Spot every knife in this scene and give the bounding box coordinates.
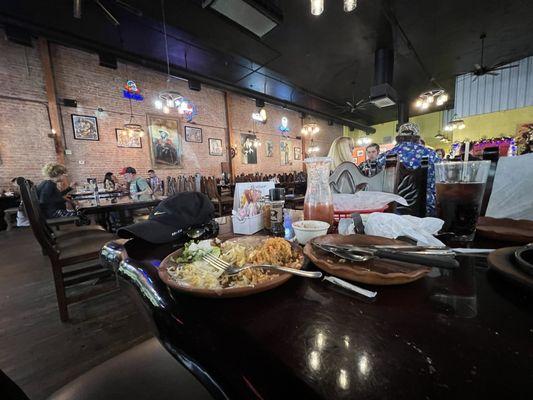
[314,243,460,269]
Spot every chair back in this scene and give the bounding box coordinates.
[329,156,397,194]
[16,178,58,256]
[393,157,429,217]
[480,146,500,216]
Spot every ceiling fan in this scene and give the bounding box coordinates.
[336,82,370,114]
[459,33,518,81]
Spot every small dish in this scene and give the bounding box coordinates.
[292,220,330,245]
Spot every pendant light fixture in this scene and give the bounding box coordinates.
[310,0,324,16]
[343,0,357,12]
[311,0,359,15]
[154,0,196,120]
[444,114,466,131]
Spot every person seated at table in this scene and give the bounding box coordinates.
[103,172,118,190]
[521,140,533,155]
[120,166,152,198]
[452,143,481,161]
[376,122,439,216]
[358,143,382,177]
[327,136,355,170]
[37,163,89,223]
[147,169,163,194]
[435,148,446,159]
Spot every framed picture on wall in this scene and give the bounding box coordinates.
[209,138,223,156]
[184,125,203,143]
[241,133,258,164]
[115,128,142,148]
[147,115,182,167]
[265,140,274,157]
[71,114,99,141]
[294,147,302,160]
[280,140,291,165]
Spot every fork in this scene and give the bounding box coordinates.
[202,253,323,278]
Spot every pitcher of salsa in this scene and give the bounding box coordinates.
[303,157,334,225]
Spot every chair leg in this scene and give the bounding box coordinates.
[50,260,69,322]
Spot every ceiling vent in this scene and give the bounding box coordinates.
[202,0,282,37]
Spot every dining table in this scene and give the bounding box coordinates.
[100,220,533,400]
[77,194,164,231]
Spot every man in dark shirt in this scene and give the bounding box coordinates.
[358,143,382,177]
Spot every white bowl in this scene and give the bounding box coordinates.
[292,220,330,245]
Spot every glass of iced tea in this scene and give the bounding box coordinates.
[435,160,491,241]
[303,157,334,226]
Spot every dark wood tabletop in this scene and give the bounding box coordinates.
[101,222,533,400]
[77,195,164,214]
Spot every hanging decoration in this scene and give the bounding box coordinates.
[415,89,448,110]
[154,0,197,122]
[444,114,466,131]
[123,80,143,101]
[301,122,320,136]
[278,116,290,134]
[450,136,516,158]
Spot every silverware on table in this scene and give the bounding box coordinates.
[313,243,460,270]
[323,275,377,298]
[202,253,323,278]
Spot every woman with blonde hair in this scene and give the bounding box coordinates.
[37,163,83,220]
[327,136,355,170]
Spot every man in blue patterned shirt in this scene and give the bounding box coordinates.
[377,122,439,216]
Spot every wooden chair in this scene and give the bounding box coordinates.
[329,155,429,217]
[205,177,233,217]
[18,178,116,322]
[3,207,18,231]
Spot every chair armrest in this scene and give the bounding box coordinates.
[46,216,80,226]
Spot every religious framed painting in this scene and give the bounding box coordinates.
[147,115,182,167]
[209,138,223,156]
[115,128,142,148]
[265,140,274,157]
[241,133,258,164]
[280,140,291,165]
[294,147,302,160]
[184,125,203,143]
[71,114,99,141]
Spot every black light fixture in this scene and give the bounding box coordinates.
[255,99,265,108]
[99,53,117,69]
[188,79,202,91]
[63,99,78,108]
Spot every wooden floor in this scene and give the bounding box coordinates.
[0,228,152,399]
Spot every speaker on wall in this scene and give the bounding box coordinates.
[188,79,202,91]
[98,53,117,69]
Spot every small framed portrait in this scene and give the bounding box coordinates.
[265,140,274,157]
[184,125,203,143]
[294,147,302,160]
[209,138,223,156]
[72,114,99,141]
[116,128,142,148]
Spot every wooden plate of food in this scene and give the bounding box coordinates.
[304,234,431,285]
[159,236,304,298]
[476,216,533,244]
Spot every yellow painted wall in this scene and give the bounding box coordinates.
[344,104,533,151]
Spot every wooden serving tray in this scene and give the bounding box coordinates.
[304,234,431,285]
[477,216,533,244]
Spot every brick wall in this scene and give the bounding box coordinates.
[0,32,342,189]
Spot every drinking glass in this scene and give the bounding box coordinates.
[434,160,491,241]
[304,157,334,225]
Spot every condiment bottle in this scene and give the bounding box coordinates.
[269,188,285,237]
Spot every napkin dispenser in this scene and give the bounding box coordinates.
[231,181,275,235]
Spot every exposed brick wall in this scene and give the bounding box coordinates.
[0,32,342,189]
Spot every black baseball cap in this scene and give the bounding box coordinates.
[117,192,215,244]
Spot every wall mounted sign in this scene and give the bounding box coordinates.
[278,116,290,133]
[123,80,144,101]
